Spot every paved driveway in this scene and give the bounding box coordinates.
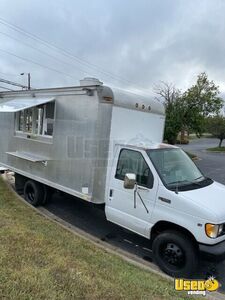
[180,138,225,184]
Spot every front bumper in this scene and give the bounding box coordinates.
[199,239,225,261]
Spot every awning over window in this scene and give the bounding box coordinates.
[0,97,55,112]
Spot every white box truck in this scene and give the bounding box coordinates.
[0,77,225,277]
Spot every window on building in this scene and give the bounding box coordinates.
[15,101,55,137]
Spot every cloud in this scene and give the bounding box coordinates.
[0,0,224,96]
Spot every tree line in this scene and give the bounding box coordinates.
[154,72,225,147]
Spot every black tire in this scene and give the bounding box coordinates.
[152,230,198,278]
[42,185,54,205]
[24,180,45,207]
[15,173,27,195]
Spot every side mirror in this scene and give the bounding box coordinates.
[124,173,136,189]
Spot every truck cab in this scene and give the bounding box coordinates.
[106,141,225,277]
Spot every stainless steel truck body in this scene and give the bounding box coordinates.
[0,78,164,203]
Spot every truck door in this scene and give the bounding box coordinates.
[105,147,158,238]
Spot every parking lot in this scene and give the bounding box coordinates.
[181,138,225,184]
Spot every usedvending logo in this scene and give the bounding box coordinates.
[175,277,220,296]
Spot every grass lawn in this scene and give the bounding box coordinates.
[207,146,225,152]
[0,178,196,300]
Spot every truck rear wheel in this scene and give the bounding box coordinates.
[152,230,198,278]
[15,173,26,195]
[24,180,45,207]
[42,185,54,205]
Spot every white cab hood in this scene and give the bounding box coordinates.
[182,181,225,223]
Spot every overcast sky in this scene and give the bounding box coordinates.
[0,0,225,96]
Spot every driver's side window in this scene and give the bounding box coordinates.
[115,149,154,188]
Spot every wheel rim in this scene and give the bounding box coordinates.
[160,242,185,271]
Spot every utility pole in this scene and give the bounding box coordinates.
[20,73,31,90]
[28,73,31,90]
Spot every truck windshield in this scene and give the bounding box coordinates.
[147,148,213,191]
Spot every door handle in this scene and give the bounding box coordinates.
[109,189,113,201]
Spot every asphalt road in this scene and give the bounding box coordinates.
[43,138,225,294]
[181,138,225,184]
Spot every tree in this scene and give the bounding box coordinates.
[154,73,224,144]
[182,72,223,136]
[206,116,225,147]
[154,82,184,144]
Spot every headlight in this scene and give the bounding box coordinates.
[205,223,224,238]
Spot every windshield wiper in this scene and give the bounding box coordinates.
[168,179,202,187]
[194,176,213,185]
[194,175,205,181]
[168,179,202,194]
[168,179,191,185]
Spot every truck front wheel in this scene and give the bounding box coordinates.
[24,180,44,207]
[152,230,198,278]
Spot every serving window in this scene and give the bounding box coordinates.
[15,101,55,138]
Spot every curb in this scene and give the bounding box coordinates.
[205,151,225,154]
